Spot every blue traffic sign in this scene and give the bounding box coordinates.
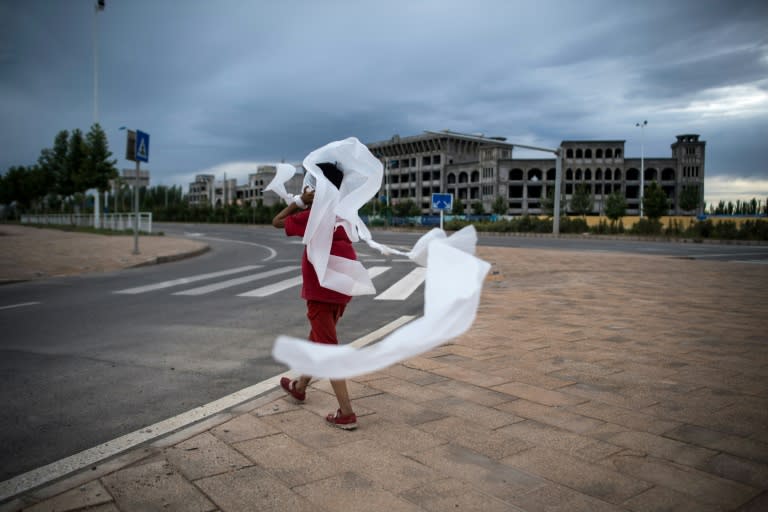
[431,193,453,210]
[135,130,150,163]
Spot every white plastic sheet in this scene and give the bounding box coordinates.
[272,231,490,379]
[265,138,491,378]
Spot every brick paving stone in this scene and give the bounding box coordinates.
[321,439,440,493]
[194,466,315,512]
[568,400,681,435]
[495,398,606,433]
[563,381,659,410]
[491,382,588,407]
[401,356,449,371]
[250,397,301,417]
[423,378,516,407]
[349,414,447,455]
[100,459,216,512]
[498,420,623,462]
[417,416,530,460]
[210,412,281,444]
[502,446,652,505]
[284,386,375,419]
[588,429,718,467]
[355,392,448,426]
[697,453,768,489]
[663,423,768,465]
[310,378,385,399]
[509,482,628,512]
[620,485,722,512]
[379,364,450,385]
[259,408,357,449]
[365,376,452,403]
[164,432,252,481]
[420,395,523,429]
[22,480,113,512]
[407,443,547,501]
[400,478,524,512]
[233,433,339,487]
[293,472,423,512]
[604,452,759,508]
[427,365,511,388]
[737,491,768,512]
[488,365,576,390]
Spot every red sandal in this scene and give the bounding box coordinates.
[326,409,357,430]
[280,377,306,402]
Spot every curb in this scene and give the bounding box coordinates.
[128,245,211,268]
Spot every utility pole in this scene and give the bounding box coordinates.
[636,120,647,218]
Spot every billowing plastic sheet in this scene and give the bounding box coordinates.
[265,137,490,378]
[273,235,490,379]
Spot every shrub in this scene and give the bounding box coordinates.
[631,218,663,235]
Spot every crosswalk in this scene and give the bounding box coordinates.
[114,263,424,301]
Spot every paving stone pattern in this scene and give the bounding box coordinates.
[8,243,768,511]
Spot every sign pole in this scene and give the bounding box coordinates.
[133,160,140,254]
[440,210,444,231]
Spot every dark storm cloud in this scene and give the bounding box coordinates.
[1,0,767,201]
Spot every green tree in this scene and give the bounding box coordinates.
[394,199,420,217]
[678,185,700,213]
[0,165,48,210]
[63,129,87,198]
[541,186,566,217]
[37,130,69,199]
[82,123,118,192]
[604,191,627,225]
[643,181,670,220]
[570,183,594,216]
[452,197,465,215]
[491,195,507,215]
[471,201,485,215]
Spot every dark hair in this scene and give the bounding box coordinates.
[316,162,343,190]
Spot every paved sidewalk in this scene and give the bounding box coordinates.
[1,226,767,511]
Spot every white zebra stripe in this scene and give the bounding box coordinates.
[114,265,261,294]
[375,267,426,301]
[173,266,299,296]
[237,276,303,297]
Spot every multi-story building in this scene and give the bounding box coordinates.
[187,174,215,207]
[187,165,304,208]
[235,165,304,207]
[366,131,705,215]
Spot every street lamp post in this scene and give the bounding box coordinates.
[636,120,647,218]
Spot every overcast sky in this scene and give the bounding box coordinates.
[2,0,767,205]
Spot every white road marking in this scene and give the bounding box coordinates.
[173,266,300,296]
[0,302,41,311]
[375,267,426,301]
[197,236,278,261]
[0,315,416,502]
[366,266,391,279]
[238,276,303,297]
[114,266,261,294]
[734,259,768,265]
[238,266,392,298]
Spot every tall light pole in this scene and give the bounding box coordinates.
[93,0,105,124]
[636,120,647,218]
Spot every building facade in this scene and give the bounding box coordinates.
[366,131,705,215]
[187,165,303,208]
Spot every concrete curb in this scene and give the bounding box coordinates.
[127,245,211,268]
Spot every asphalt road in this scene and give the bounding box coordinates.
[0,224,421,482]
[0,223,766,482]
